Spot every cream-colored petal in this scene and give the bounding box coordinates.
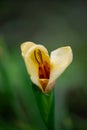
[20,41,35,57]
[21,43,50,91]
[46,46,73,91]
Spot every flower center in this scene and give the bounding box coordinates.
[34,49,50,91]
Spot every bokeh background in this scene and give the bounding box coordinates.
[0,0,87,129]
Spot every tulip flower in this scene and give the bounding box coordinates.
[20,41,73,93]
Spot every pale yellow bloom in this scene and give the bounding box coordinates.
[20,41,73,93]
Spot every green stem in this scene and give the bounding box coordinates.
[47,91,55,130]
[32,83,55,130]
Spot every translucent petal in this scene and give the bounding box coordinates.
[46,46,73,91]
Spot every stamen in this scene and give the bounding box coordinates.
[34,49,43,64]
[37,49,43,63]
[34,50,39,64]
[34,49,50,91]
[39,61,50,79]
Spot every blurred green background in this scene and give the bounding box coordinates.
[0,0,87,130]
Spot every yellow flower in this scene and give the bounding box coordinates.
[20,41,73,93]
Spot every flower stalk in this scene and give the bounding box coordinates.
[32,83,55,130]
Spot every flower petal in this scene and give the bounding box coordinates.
[20,41,35,57]
[21,42,50,91]
[47,46,73,90]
